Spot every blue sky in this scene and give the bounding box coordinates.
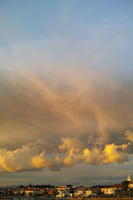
[0,0,133,43]
[0,0,133,186]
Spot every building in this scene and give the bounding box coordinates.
[101,183,122,195]
[24,188,34,196]
[74,186,86,197]
[85,188,92,196]
[101,187,116,195]
[127,174,132,182]
[126,175,133,188]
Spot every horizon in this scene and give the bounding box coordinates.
[0,174,131,188]
[0,0,133,186]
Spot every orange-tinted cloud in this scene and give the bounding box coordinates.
[0,38,133,172]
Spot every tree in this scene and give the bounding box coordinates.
[121,181,129,191]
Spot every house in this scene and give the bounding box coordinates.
[56,190,66,198]
[85,188,92,196]
[126,175,133,188]
[47,188,57,196]
[74,186,86,197]
[101,184,122,195]
[101,187,115,195]
[24,188,34,196]
[128,182,133,188]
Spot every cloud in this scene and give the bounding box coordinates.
[0,138,130,172]
[0,143,38,172]
[0,17,133,173]
[125,130,133,142]
[103,143,128,164]
[0,63,133,172]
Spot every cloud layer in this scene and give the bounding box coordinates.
[0,57,133,172]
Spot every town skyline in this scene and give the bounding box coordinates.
[0,174,133,198]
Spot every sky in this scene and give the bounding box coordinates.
[0,0,133,186]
